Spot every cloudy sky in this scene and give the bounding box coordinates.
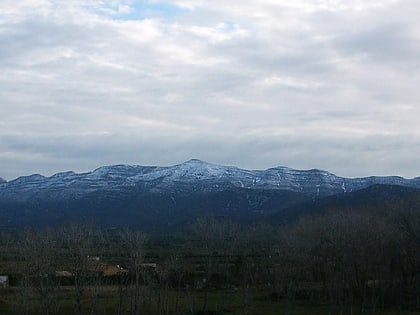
[1,0,420,180]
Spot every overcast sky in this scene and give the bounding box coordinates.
[1,0,420,180]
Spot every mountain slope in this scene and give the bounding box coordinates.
[267,184,420,225]
[1,160,419,229]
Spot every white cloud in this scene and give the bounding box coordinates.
[0,0,420,179]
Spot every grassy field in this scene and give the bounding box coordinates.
[1,286,420,315]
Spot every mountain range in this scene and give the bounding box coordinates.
[1,159,419,231]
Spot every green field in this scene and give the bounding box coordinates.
[1,285,419,315]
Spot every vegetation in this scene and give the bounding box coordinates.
[0,207,419,315]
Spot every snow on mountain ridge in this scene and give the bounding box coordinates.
[1,160,420,201]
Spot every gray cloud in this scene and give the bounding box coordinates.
[1,133,419,181]
[1,0,420,180]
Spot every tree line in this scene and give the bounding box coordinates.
[0,206,419,315]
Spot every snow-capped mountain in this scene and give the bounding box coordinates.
[0,159,419,229]
[1,159,419,199]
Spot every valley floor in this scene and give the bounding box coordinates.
[1,285,420,315]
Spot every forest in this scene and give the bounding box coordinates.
[0,207,419,315]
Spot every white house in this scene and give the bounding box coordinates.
[0,275,9,287]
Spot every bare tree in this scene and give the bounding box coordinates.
[58,223,96,315]
[18,228,59,315]
[119,227,147,315]
[191,216,242,313]
[397,208,420,310]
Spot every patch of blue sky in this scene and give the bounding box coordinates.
[104,1,188,20]
[138,2,186,18]
[218,21,237,31]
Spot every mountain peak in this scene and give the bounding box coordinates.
[174,159,226,170]
[179,159,210,166]
[11,174,46,183]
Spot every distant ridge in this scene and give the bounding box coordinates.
[1,159,419,230]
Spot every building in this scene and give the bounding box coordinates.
[0,275,9,287]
